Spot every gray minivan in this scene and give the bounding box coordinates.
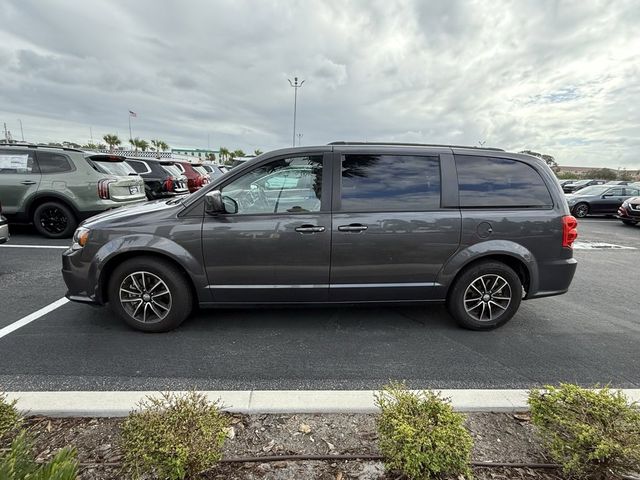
[62,143,578,332]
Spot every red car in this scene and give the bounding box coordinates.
[618,195,640,226]
[173,161,210,193]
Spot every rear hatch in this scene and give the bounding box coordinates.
[159,162,189,194]
[86,155,146,202]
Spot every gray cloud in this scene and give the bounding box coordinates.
[0,0,639,167]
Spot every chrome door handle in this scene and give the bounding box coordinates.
[295,224,325,233]
[338,223,368,232]
[20,180,37,185]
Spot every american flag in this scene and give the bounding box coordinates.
[129,110,137,117]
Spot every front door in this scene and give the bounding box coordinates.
[592,187,624,213]
[329,152,461,302]
[202,153,331,303]
[0,149,40,216]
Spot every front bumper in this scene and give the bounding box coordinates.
[618,206,640,221]
[0,217,9,244]
[62,247,101,305]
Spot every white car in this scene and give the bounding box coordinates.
[0,203,9,244]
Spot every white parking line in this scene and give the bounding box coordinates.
[0,244,68,249]
[0,297,69,339]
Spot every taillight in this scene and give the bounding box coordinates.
[163,177,174,192]
[562,215,578,248]
[97,179,114,199]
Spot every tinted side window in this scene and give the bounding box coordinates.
[36,152,72,174]
[456,155,553,208]
[624,188,639,196]
[127,160,148,174]
[0,150,37,174]
[606,187,624,196]
[340,155,440,212]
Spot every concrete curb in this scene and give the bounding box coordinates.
[7,389,640,417]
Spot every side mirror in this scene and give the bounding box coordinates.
[204,190,238,215]
[204,190,225,214]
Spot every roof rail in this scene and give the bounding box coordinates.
[0,142,85,152]
[328,141,504,151]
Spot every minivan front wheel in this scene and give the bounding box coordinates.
[108,257,193,332]
[447,261,522,330]
[33,201,77,238]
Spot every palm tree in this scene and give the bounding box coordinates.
[150,139,162,152]
[138,139,149,152]
[254,149,263,156]
[233,149,245,158]
[159,141,170,152]
[219,147,229,162]
[129,137,137,151]
[103,134,121,151]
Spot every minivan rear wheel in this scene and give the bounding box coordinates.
[33,201,77,238]
[447,261,522,330]
[108,257,193,332]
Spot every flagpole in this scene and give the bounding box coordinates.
[128,114,133,141]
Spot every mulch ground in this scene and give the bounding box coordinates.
[5,412,572,479]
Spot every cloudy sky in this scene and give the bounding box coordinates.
[0,0,639,167]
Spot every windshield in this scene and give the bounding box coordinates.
[160,163,182,177]
[575,185,608,196]
[92,160,136,176]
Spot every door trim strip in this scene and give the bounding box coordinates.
[206,282,440,289]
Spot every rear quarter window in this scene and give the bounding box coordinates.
[36,152,73,173]
[455,155,553,208]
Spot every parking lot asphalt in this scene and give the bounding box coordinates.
[1,218,639,392]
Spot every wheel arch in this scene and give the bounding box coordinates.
[26,193,80,222]
[438,241,538,298]
[97,250,199,307]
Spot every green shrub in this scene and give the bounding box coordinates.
[0,392,23,441]
[0,431,78,480]
[529,384,640,479]
[375,383,473,479]
[121,391,229,479]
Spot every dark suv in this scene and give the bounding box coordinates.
[62,143,578,332]
[125,158,189,199]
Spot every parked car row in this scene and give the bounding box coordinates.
[0,144,223,238]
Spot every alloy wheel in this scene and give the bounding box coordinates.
[574,204,589,218]
[463,274,512,322]
[119,271,172,324]
[39,207,68,234]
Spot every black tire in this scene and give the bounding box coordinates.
[573,202,589,218]
[621,219,637,226]
[107,256,193,332]
[33,201,77,238]
[447,261,522,331]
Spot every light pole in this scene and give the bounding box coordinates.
[297,132,303,146]
[18,119,24,141]
[288,76,305,147]
[478,140,486,148]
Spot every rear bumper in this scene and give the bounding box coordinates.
[527,256,577,299]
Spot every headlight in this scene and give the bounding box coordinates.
[567,197,577,206]
[621,200,629,208]
[71,227,90,250]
